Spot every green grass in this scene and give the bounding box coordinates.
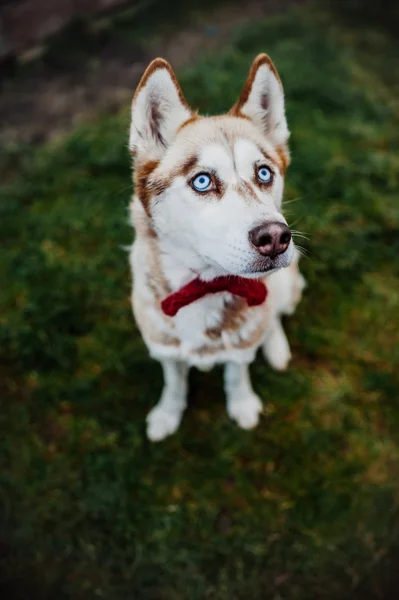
[1,6,399,599]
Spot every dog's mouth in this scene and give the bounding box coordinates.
[256,263,277,273]
[241,264,279,278]
[200,244,293,279]
[249,257,282,273]
[240,249,293,277]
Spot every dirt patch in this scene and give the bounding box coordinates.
[0,0,129,56]
[0,0,299,145]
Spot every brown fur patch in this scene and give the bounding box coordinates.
[145,272,170,305]
[230,53,282,118]
[260,92,270,112]
[197,322,264,356]
[256,145,277,166]
[205,297,248,340]
[131,199,172,303]
[150,178,168,197]
[177,113,200,132]
[149,100,166,148]
[233,181,259,203]
[275,145,290,174]
[160,334,180,347]
[211,174,225,199]
[256,145,288,176]
[176,154,198,178]
[135,159,160,216]
[146,238,172,300]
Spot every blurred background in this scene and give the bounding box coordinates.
[1,1,399,599]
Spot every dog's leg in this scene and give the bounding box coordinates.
[224,362,263,430]
[146,359,189,442]
[262,318,292,371]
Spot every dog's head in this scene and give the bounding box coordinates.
[130,55,294,278]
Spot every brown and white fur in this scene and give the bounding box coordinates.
[128,55,305,441]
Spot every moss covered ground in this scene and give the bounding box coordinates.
[1,5,399,599]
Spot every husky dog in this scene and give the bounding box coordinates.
[128,54,305,441]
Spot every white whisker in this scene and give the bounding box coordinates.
[292,231,310,241]
[283,196,304,205]
[294,244,310,258]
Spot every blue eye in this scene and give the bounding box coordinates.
[257,166,272,183]
[192,173,212,192]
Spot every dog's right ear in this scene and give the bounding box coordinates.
[230,54,289,148]
[129,58,193,160]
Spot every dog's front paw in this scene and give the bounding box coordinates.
[227,394,263,430]
[146,405,183,442]
[264,344,292,371]
[263,329,292,372]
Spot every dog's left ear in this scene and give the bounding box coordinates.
[129,58,193,160]
[231,54,289,147]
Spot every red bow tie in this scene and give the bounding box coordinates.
[161,275,267,317]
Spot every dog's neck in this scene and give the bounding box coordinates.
[157,235,223,290]
[134,199,226,289]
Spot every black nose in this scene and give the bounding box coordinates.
[249,222,291,258]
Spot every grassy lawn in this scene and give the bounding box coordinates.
[1,5,399,599]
